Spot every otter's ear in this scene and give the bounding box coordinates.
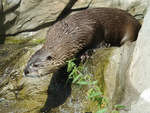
[46,56,52,60]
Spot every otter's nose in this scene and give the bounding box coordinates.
[24,68,29,75]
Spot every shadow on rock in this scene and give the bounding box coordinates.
[40,66,72,113]
[0,0,21,44]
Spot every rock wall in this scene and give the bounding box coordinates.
[128,2,150,113]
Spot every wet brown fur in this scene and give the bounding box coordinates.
[24,8,141,77]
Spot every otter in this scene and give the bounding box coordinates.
[24,7,141,77]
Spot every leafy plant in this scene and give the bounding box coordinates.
[111,104,126,113]
[87,87,103,105]
[114,104,126,110]
[66,58,125,113]
[96,108,108,113]
[67,58,97,85]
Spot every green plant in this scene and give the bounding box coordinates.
[87,86,103,106]
[114,104,126,110]
[67,58,97,85]
[111,104,126,113]
[66,58,125,113]
[96,108,107,113]
[87,86,109,113]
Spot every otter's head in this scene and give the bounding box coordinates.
[24,49,62,77]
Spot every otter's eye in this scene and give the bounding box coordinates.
[46,56,52,60]
[32,63,39,67]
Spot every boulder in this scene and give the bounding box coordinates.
[127,2,150,113]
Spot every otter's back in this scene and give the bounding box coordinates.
[44,8,140,59]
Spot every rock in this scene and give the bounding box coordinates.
[127,2,150,113]
[5,0,69,35]
[3,0,21,12]
[0,43,51,113]
[5,27,47,45]
[0,0,2,11]
[84,43,137,112]
[0,32,48,112]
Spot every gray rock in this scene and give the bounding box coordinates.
[127,2,150,113]
[0,0,2,11]
[3,0,21,12]
[5,0,69,35]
